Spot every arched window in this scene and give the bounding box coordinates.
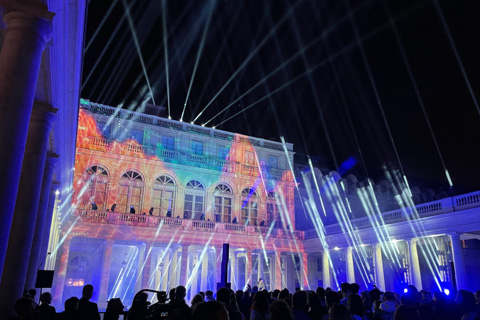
[266,191,283,228]
[152,175,176,216]
[118,170,144,213]
[214,184,233,223]
[241,187,258,226]
[81,165,109,210]
[184,180,205,220]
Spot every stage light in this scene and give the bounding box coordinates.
[168,116,171,120]
[212,126,216,129]
[444,288,450,296]
[404,288,408,293]
[55,190,60,195]
[334,247,340,251]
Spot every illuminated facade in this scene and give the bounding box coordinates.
[50,99,305,309]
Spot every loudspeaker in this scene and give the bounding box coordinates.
[216,243,230,289]
[35,270,54,288]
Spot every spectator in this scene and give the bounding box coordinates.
[307,291,325,319]
[192,301,229,320]
[104,298,124,320]
[292,290,310,320]
[128,292,150,320]
[329,303,352,320]
[36,292,56,320]
[348,294,366,320]
[169,286,191,320]
[394,305,419,320]
[456,290,479,320]
[268,300,293,320]
[250,291,269,320]
[57,297,79,320]
[78,284,100,320]
[191,294,204,311]
[8,297,35,320]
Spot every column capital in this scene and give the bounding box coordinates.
[1,1,55,20]
[31,101,57,126]
[448,232,462,240]
[2,9,53,45]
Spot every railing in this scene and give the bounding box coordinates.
[72,209,305,239]
[80,100,294,151]
[320,194,478,237]
[187,154,208,165]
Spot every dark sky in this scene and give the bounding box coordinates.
[81,0,480,193]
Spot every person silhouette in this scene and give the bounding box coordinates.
[166,209,172,217]
[149,207,154,215]
[259,220,265,227]
[78,284,100,320]
[111,203,116,212]
[130,206,136,214]
[91,202,98,210]
[232,217,238,224]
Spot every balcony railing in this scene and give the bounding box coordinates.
[80,136,292,180]
[72,209,304,240]
[321,192,480,236]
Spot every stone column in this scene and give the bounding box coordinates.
[0,101,57,315]
[215,247,222,288]
[135,244,147,293]
[25,153,59,289]
[449,233,466,291]
[274,251,282,290]
[346,247,355,284]
[0,5,53,281]
[42,182,60,270]
[141,244,153,290]
[246,249,253,287]
[179,245,189,286]
[98,239,114,309]
[51,235,73,305]
[408,239,422,290]
[374,244,385,291]
[200,252,209,292]
[322,250,331,289]
[302,253,309,290]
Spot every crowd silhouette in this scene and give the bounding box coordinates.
[8,282,480,320]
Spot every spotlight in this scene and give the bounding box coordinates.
[212,126,216,129]
[180,119,183,122]
[403,288,408,293]
[201,124,205,127]
[360,244,367,247]
[393,239,400,243]
[334,247,340,251]
[168,116,171,120]
[191,122,194,125]
[55,190,60,195]
[444,288,450,296]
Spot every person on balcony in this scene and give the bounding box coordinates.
[259,220,265,227]
[166,209,172,217]
[91,202,98,210]
[149,207,154,215]
[200,213,205,221]
[232,217,238,224]
[111,203,116,212]
[130,206,136,214]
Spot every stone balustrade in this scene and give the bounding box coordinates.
[315,191,480,237]
[72,209,303,240]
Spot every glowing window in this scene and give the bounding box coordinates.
[118,171,144,213]
[152,175,176,216]
[80,165,109,210]
[191,140,203,155]
[184,180,205,219]
[214,184,233,223]
[267,191,283,228]
[161,135,175,150]
[241,187,258,226]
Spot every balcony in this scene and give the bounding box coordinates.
[318,190,480,236]
[72,209,304,240]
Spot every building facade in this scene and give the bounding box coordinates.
[50,100,306,309]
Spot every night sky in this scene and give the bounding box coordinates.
[81,0,480,193]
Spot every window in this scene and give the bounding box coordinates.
[218,145,230,159]
[161,135,175,150]
[118,171,144,213]
[267,191,283,228]
[214,184,233,223]
[152,175,176,216]
[184,180,205,219]
[129,129,144,144]
[97,122,110,139]
[80,165,109,210]
[244,151,254,164]
[241,187,258,226]
[191,140,204,155]
[268,155,278,168]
